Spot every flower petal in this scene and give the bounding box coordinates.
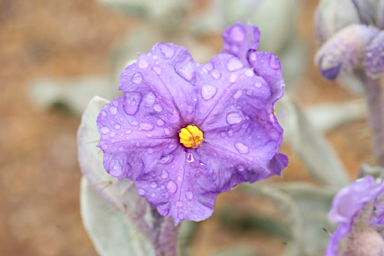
[119,42,199,126]
[222,22,260,67]
[97,96,179,180]
[196,53,273,132]
[247,50,285,105]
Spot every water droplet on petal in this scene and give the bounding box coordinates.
[230,74,238,83]
[101,144,108,150]
[109,106,117,114]
[138,189,146,195]
[138,59,148,68]
[226,112,242,124]
[164,128,170,135]
[186,106,193,114]
[186,191,193,200]
[125,129,132,134]
[154,104,163,112]
[161,170,169,178]
[227,57,243,72]
[245,69,254,77]
[177,61,195,81]
[201,85,217,100]
[234,142,249,154]
[111,163,123,176]
[231,25,245,41]
[101,127,110,134]
[167,180,177,193]
[204,62,213,71]
[187,153,194,162]
[233,90,242,99]
[147,148,154,153]
[211,69,221,79]
[160,155,174,165]
[101,111,107,117]
[231,45,239,53]
[269,54,281,70]
[114,124,121,130]
[177,176,182,182]
[237,165,245,172]
[110,132,115,137]
[255,82,262,88]
[131,73,142,83]
[150,182,157,188]
[160,44,175,59]
[176,202,182,207]
[140,122,154,131]
[123,92,142,115]
[153,67,161,75]
[145,92,156,107]
[156,119,164,126]
[228,130,233,137]
[249,51,257,61]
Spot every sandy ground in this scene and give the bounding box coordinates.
[0,0,372,255]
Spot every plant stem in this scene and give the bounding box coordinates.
[362,75,384,167]
[158,217,180,256]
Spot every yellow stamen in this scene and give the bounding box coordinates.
[179,125,204,148]
[273,106,277,116]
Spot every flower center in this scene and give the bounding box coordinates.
[179,125,204,148]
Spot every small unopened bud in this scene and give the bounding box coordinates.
[315,25,379,80]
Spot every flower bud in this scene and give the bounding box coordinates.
[315,25,379,80]
[315,0,377,45]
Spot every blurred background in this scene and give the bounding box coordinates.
[0,0,371,255]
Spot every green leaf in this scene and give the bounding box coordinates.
[81,177,155,256]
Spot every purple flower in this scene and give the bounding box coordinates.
[96,24,287,224]
[326,176,384,256]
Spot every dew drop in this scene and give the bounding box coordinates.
[226,112,242,124]
[269,54,281,70]
[220,131,226,137]
[231,45,239,53]
[237,165,245,172]
[234,142,249,154]
[140,122,154,131]
[249,51,257,62]
[114,124,121,130]
[167,180,177,193]
[138,189,146,196]
[111,163,123,176]
[156,119,164,126]
[177,176,182,182]
[160,44,175,59]
[146,134,153,138]
[153,67,161,75]
[164,128,170,135]
[187,153,194,163]
[109,106,117,114]
[138,59,148,68]
[145,92,156,107]
[123,92,142,115]
[255,82,262,88]
[131,72,142,83]
[228,130,233,137]
[227,57,243,72]
[150,181,157,188]
[101,144,108,150]
[101,126,110,134]
[245,69,254,77]
[110,132,115,137]
[211,69,221,79]
[160,155,174,165]
[230,74,238,83]
[161,170,169,178]
[201,85,217,100]
[176,202,182,207]
[147,148,154,153]
[154,104,163,112]
[204,62,213,71]
[186,191,193,200]
[233,90,242,99]
[186,106,193,114]
[231,25,245,41]
[177,61,195,81]
[101,111,107,117]
[125,129,132,134]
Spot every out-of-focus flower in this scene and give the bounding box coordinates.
[314,0,384,82]
[326,175,384,256]
[96,24,287,224]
